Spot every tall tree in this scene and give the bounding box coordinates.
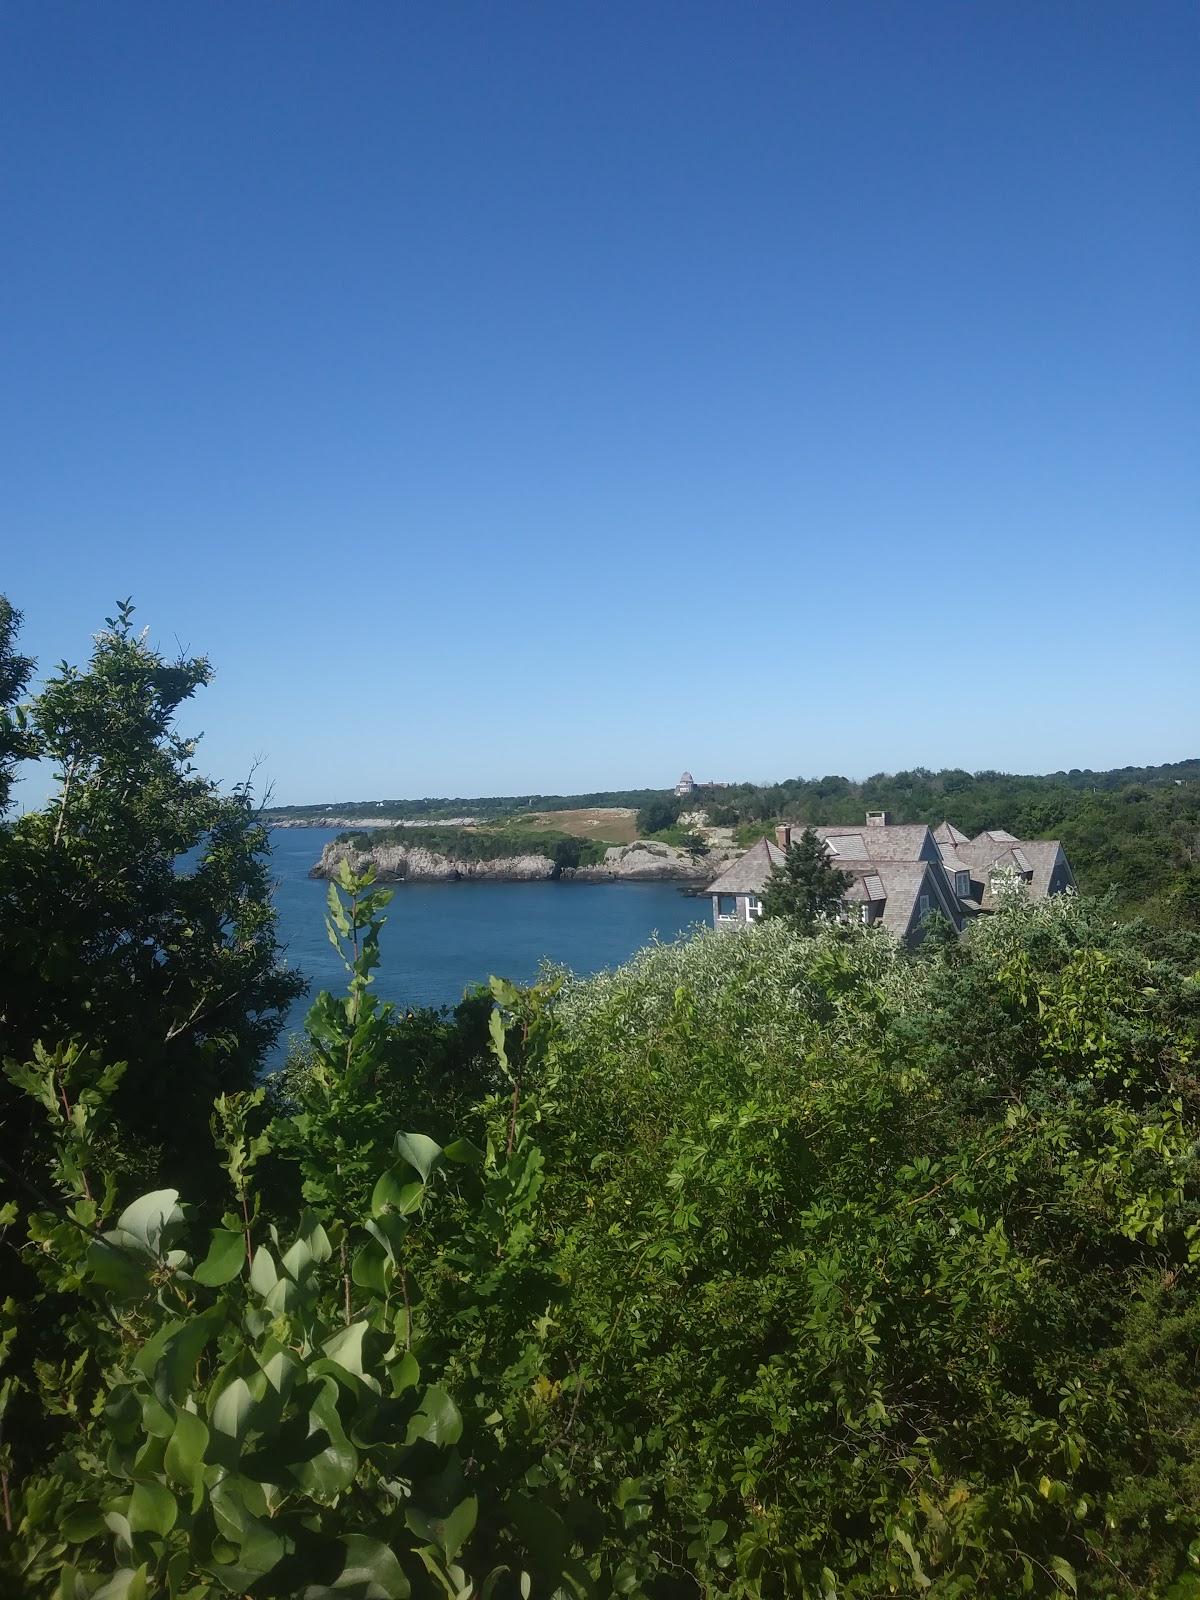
[0,599,304,1192]
[0,595,35,811]
[760,825,852,932]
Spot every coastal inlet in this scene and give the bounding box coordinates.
[267,828,715,1059]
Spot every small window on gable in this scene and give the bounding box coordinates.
[918,894,931,918]
[717,894,737,918]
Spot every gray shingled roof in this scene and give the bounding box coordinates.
[703,836,785,896]
[814,823,936,863]
[872,861,937,938]
[1011,839,1071,898]
[936,846,972,876]
[933,820,970,846]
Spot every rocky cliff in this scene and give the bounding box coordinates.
[309,837,736,885]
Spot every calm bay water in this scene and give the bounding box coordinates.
[269,828,708,1056]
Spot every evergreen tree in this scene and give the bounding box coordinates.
[760,825,852,932]
[0,599,304,1193]
[0,595,35,811]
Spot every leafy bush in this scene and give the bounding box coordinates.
[634,797,683,836]
[0,866,591,1597]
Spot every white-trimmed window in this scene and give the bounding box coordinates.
[717,894,738,918]
[746,895,763,920]
[955,871,969,897]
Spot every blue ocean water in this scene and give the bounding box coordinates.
[269,828,708,1055]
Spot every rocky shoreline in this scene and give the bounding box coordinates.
[309,837,735,886]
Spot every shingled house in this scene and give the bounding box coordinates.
[933,821,1076,910]
[706,811,1075,947]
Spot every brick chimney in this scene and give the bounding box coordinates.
[866,810,890,827]
[775,824,792,849]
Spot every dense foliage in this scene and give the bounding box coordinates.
[761,826,853,931]
[3,599,1200,1597]
[635,798,684,837]
[0,600,303,1196]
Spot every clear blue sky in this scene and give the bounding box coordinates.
[3,2,1196,804]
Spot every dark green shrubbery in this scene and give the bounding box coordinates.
[3,599,1199,1597]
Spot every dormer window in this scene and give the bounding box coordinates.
[955,871,969,897]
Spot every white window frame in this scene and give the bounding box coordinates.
[746,894,763,921]
[716,893,738,919]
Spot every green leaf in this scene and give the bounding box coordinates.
[211,1376,254,1446]
[157,1309,224,1403]
[443,1137,485,1168]
[92,1570,149,1600]
[86,1237,149,1297]
[388,1350,420,1396]
[298,1210,333,1264]
[193,1229,246,1286]
[406,1494,477,1562]
[114,1189,183,1256]
[302,1534,411,1598]
[352,1241,388,1293]
[249,1244,279,1297]
[1049,1556,1078,1595]
[393,1131,441,1183]
[294,1379,358,1498]
[365,1212,409,1262]
[129,1479,177,1537]
[371,1166,424,1219]
[405,1383,461,1447]
[60,1505,106,1542]
[164,1408,209,1486]
[322,1321,369,1381]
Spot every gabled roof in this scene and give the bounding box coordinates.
[933,820,970,846]
[937,847,972,876]
[817,857,890,903]
[704,836,784,896]
[1008,838,1070,898]
[866,861,950,939]
[815,823,937,863]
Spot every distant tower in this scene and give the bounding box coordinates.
[674,770,695,797]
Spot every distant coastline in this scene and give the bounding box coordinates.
[308,834,730,887]
[266,815,479,830]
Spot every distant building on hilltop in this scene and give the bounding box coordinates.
[674,771,695,797]
[704,811,1076,948]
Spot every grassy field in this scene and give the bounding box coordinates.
[519,807,639,844]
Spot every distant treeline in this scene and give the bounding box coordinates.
[266,788,665,823]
